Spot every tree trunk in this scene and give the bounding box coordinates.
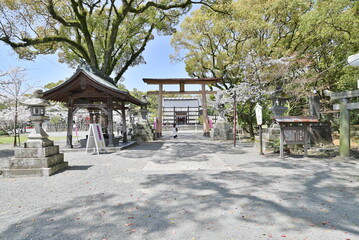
[13,101,18,147]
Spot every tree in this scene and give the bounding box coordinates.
[172,0,359,127]
[0,0,222,84]
[0,67,32,146]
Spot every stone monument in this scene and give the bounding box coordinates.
[307,94,333,146]
[3,90,68,177]
[210,103,233,140]
[133,96,154,142]
[261,87,289,152]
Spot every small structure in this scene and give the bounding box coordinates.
[163,98,201,125]
[262,88,290,152]
[43,64,143,148]
[275,116,319,158]
[3,90,68,177]
[325,89,359,158]
[143,78,221,137]
[133,96,155,142]
[210,103,233,140]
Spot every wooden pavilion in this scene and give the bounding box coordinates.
[143,78,221,137]
[43,64,143,148]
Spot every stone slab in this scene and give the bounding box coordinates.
[2,161,68,177]
[9,153,64,169]
[15,145,59,158]
[25,139,54,148]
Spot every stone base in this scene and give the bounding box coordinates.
[133,122,154,142]
[3,138,68,178]
[210,121,233,140]
[260,126,281,152]
[3,161,68,177]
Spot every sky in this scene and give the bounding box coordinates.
[0,33,199,93]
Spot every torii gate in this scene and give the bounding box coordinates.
[325,89,359,158]
[143,78,221,137]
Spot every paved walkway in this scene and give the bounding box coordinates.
[0,131,358,240]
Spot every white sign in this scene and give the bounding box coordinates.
[255,104,263,126]
[348,53,359,67]
[86,124,106,154]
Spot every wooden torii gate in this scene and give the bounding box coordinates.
[143,78,221,137]
[325,89,359,158]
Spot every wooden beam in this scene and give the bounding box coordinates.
[325,89,359,100]
[333,102,359,110]
[143,78,221,85]
[73,104,107,108]
[71,91,109,99]
[147,90,217,95]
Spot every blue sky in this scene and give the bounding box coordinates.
[0,34,197,93]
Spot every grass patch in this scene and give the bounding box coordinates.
[0,135,67,145]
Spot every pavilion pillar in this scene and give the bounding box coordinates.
[202,84,210,137]
[66,99,74,148]
[108,98,114,147]
[158,84,163,137]
[89,111,94,124]
[121,104,128,143]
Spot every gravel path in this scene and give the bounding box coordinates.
[0,131,358,240]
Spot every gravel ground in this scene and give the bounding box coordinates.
[0,131,358,240]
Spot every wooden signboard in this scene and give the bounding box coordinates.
[282,127,307,144]
[86,124,106,154]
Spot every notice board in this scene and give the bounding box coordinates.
[86,124,106,154]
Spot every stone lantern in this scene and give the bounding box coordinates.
[22,89,52,146]
[139,95,149,122]
[3,89,68,177]
[132,95,154,142]
[217,103,226,122]
[211,103,233,141]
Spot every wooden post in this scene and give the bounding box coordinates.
[259,125,263,155]
[89,111,94,124]
[107,98,114,147]
[158,84,163,137]
[304,126,308,157]
[339,98,350,157]
[121,105,127,143]
[202,84,210,137]
[234,92,237,147]
[66,99,74,148]
[280,126,284,158]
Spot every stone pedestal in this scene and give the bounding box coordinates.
[133,106,154,142]
[3,139,68,178]
[133,122,154,142]
[210,120,233,140]
[261,124,281,152]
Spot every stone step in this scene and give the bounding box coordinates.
[3,161,68,177]
[9,153,64,169]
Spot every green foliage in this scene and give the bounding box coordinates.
[0,103,6,110]
[0,0,217,83]
[130,88,158,119]
[172,0,359,131]
[44,80,65,89]
[49,115,64,125]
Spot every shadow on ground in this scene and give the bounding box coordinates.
[1,158,358,239]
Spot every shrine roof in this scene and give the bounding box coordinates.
[274,116,319,124]
[43,65,143,106]
[143,78,221,85]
